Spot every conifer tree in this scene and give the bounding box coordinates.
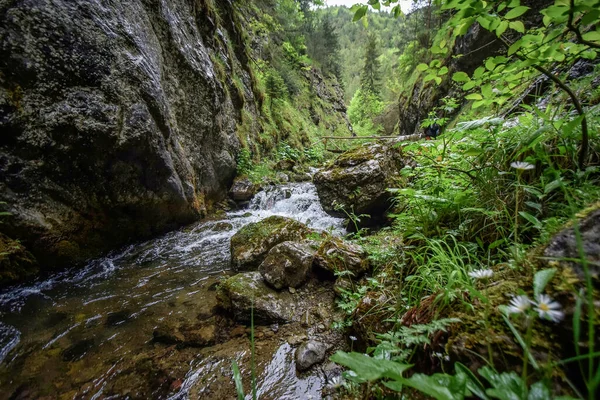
[360,33,381,97]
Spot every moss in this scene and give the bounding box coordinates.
[0,233,38,286]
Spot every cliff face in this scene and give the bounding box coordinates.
[0,0,258,271]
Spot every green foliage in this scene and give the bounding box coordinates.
[236,148,253,175]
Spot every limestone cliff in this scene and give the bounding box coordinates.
[0,0,348,280]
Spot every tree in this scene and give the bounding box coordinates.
[360,33,381,97]
[357,0,600,169]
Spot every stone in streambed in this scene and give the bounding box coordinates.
[259,241,316,289]
[230,216,312,271]
[218,272,296,324]
[229,177,258,202]
[295,340,328,371]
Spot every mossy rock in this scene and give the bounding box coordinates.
[230,216,312,270]
[314,236,369,277]
[0,233,39,287]
[544,205,600,288]
[313,143,410,223]
[218,271,296,324]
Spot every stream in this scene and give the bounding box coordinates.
[0,182,345,399]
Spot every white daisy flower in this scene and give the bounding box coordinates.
[349,336,357,341]
[468,269,494,279]
[507,295,532,314]
[534,294,564,322]
[510,161,535,171]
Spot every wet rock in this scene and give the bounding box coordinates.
[0,0,256,269]
[313,144,408,224]
[181,319,217,347]
[218,272,297,324]
[275,159,296,171]
[153,325,186,344]
[212,222,234,232]
[314,237,369,277]
[544,206,600,287]
[105,310,131,326]
[259,241,316,289]
[0,233,38,287]
[230,216,312,270]
[276,172,290,183]
[295,340,328,371]
[62,339,95,362]
[229,177,257,202]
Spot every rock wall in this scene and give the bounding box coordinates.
[0,0,259,269]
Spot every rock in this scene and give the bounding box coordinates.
[275,159,296,171]
[180,320,217,347]
[295,340,328,371]
[313,144,408,223]
[544,207,600,287]
[259,241,315,290]
[314,237,369,277]
[229,177,257,202]
[276,172,290,183]
[0,0,259,268]
[153,325,186,345]
[0,233,38,287]
[153,318,217,347]
[230,216,312,271]
[218,272,297,324]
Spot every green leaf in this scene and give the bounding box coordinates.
[505,6,529,19]
[463,81,477,90]
[417,63,429,72]
[527,381,551,400]
[424,74,437,82]
[401,373,466,400]
[509,20,525,33]
[353,5,368,21]
[466,93,483,100]
[533,268,556,298]
[485,58,496,71]
[438,66,449,76]
[472,100,486,108]
[473,66,486,79]
[525,201,542,212]
[434,76,443,85]
[544,179,562,194]
[496,20,509,36]
[440,39,447,49]
[456,362,489,400]
[581,9,600,26]
[330,351,412,381]
[508,39,523,55]
[479,366,525,400]
[392,5,403,18]
[519,211,542,229]
[232,360,245,400]
[452,71,470,82]
[582,31,600,42]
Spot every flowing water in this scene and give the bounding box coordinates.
[0,182,345,399]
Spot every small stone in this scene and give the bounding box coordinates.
[288,334,307,346]
[317,324,326,332]
[295,340,328,371]
[289,287,296,294]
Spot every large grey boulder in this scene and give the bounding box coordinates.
[259,241,316,289]
[230,216,312,271]
[229,177,257,202]
[0,0,258,268]
[313,144,408,223]
[544,207,600,287]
